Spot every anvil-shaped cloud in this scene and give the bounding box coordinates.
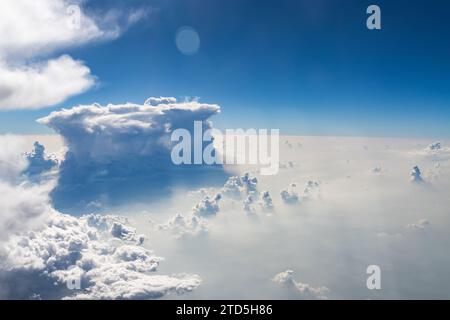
[37,97,228,211]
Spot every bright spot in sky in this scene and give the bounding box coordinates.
[175,26,201,55]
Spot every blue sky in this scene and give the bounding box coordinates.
[2,0,450,137]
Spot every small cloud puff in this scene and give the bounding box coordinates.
[410,166,423,182]
[24,141,58,179]
[272,270,329,300]
[222,173,258,199]
[280,183,299,204]
[260,191,274,211]
[158,213,208,239]
[406,219,430,231]
[193,194,222,217]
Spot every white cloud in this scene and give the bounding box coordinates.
[302,180,320,200]
[1,211,201,299]
[25,141,58,179]
[406,219,430,231]
[272,270,329,300]
[37,98,225,210]
[0,135,28,184]
[0,56,95,110]
[0,136,201,299]
[0,0,111,60]
[260,191,274,211]
[280,183,299,204]
[157,213,208,239]
[410,166,423,182]
[222,173,258,199]
[0,0,147,110]
[193,194,222,217]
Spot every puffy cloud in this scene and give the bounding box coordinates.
[222,173,258,200]
[428,142,442,151]
[272,270,329,300]
[410,166,423,182]
[413,142,450,161]
[37,98,227,211]
[371,166,383,175]
[280,183,299,204]
[157,213,208,239]
[24,141,58,179]
[0,210,201,299]
[302,180,320,200]
[0,182,53,242]
[260,191,274,211]
[193,194,222,217]
[243,195,256,215]
[86,214,145,244]
[144,97,178,106]
[0,0,112,60]
[406,219,430,231]
[0,56,95,110]
[0,0,147,110]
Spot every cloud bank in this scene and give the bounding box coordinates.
[0,135,201,300]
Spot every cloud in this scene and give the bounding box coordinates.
[37,98,227,211]
[302,180,321,200]
[222,173,258,199]
[157,213,208,239]
[410,166,423,182]
[193,194,222,217]
[260,191,274,211]
[0,135,201,299]
[24,141,58,179]
[280,183,299,204]
[0,135,29,184]
[272,270,329,300]
[0,0,147,110]
[0,182,53,242]
[1,211,201,299]
[0,56,95,110]
[406,219,430,231]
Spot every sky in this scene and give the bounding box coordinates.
[1,0,450,137]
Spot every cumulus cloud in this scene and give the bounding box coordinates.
[25,141,58,179]
[0,0,147,110]
[410,166,423,182]
[222,173,258,199]
[272,270,329,300]
[0,182,53,242]
[1,211,201,299]
[302,181,320,200]
[259,191,274,211]
[0,56,95,110]
[37,98,227,211]
[157,213,208,239]
[0,136,201,299]
[406,219,430,231]
[280,183,299,204]
[193,194,222,217]
[0,135,28,184]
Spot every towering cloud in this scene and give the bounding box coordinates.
[38,98,228,211]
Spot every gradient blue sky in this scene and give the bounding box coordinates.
[2,0,450,137]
